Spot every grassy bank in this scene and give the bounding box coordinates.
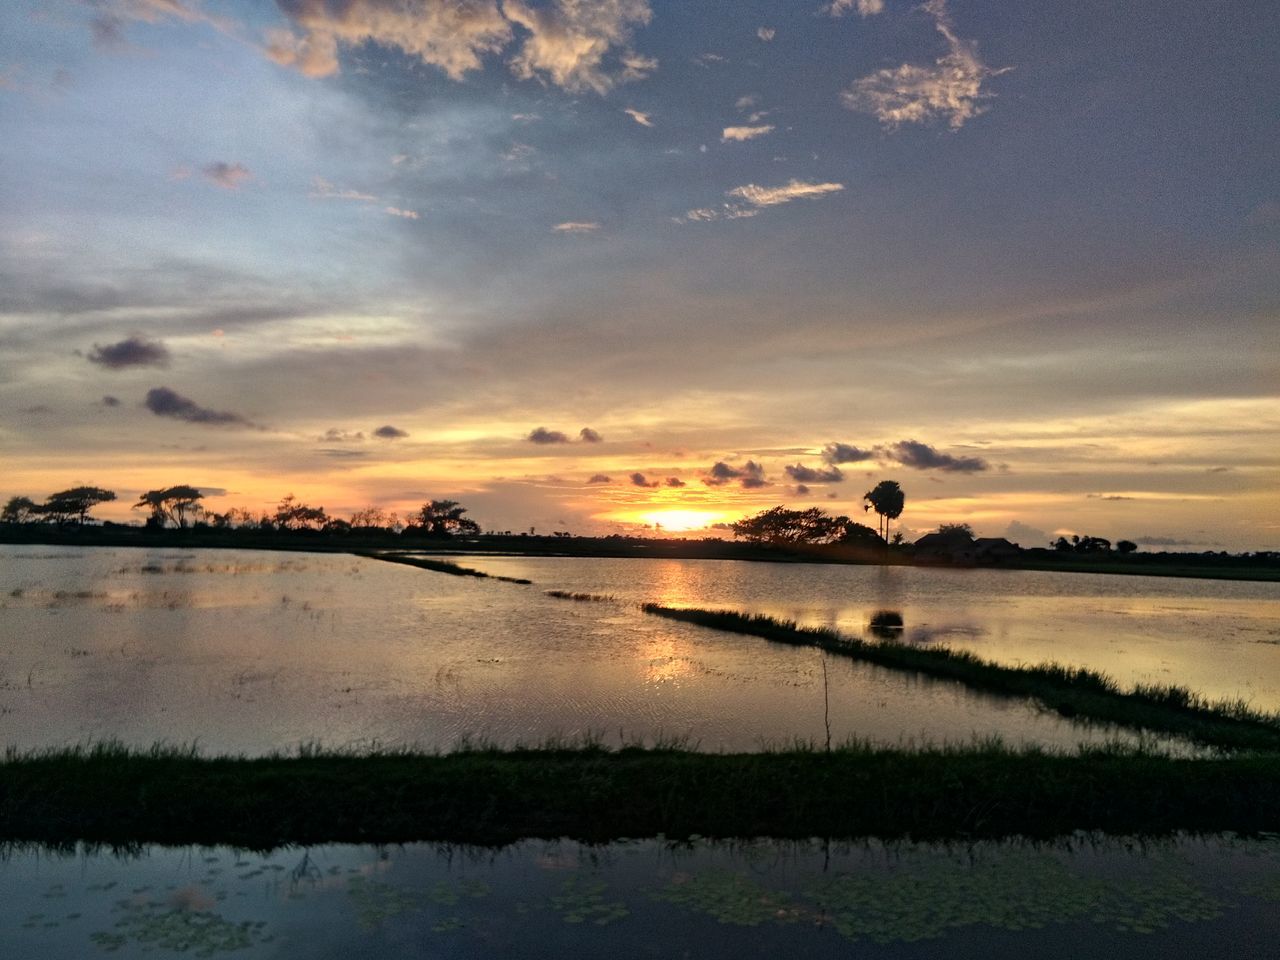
[642,605,1280,752]
[5,742,1280,849]
[355,551,532,584]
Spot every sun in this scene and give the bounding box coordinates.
[636,509,729,532]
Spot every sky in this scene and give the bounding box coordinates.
[1,0,1276,548]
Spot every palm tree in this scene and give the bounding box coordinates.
[863,480,905,543]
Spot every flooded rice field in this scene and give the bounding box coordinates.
[5,833,1280,958]
[0,545,1253,754]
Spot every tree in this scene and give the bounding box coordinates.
[1,496,38,524]
[408,500,480,538]
[732,506,849,545]
[1117,540,1138,554]
[863,480,905,542]
[937,522,973,537]
[274,494,329,531]
[41,486,116,525]
[134,485,205,528]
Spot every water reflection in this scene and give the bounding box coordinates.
[4,835,1280,957]
[867,610,904,640]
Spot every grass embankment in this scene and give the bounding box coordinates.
[355,551,532,584]
[6,742,1280,849]
[642,605,1280,752]
[545,590,617,602]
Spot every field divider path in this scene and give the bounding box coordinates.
[640,605,1280,753]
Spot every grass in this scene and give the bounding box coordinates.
[641,605,1280,752]
[355,551,533,584]
[6,740,1280,849]
[545,590,617,603]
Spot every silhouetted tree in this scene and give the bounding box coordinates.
[134,485,204,528]
[733,506,849,545]
[274,494,329,531]
[937,522,973,537]
[863,480,905,542]
[41,486,116,525]
[1,496,38,524]
[408,500,480,538]
[1117,540,1138,554]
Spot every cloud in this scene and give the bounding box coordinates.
[587,473,612,484]
[553,221,601,233]
[785,463,844,483]
[309,176,377,202]
[502,0,656,94]
[1135,536,1205,547]
[1005,520,1047,546]
[679,179,843,224]
[87,335,171,369]
[630,472,658,487]
[665,477,685,488]
[823,0,884,16]
[822,442,873,464]
[579,427,603,443]
[101,395,122,407]
[703,460,769,488]
[885,439,989,472]
[373,424,409,439]
[841,0,1007,130]
[794,483,811,496]
[624,107,653,127]
[320,428,365,442]
[527,426,570,444]
[756,26,775,41]
[201,161,252,190]
[384,206,420,219]
[721,125,775,142]
[1087,493,1134,501]
[144,386,251,426]
[267,0,512,80]
[735,94,759,111]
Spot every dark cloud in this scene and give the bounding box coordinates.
[785,463,843,483]
[527,426,570,444]
[1005,520,1047,546]
[90,15,126,50]
[579,427,603,443]
[373,425,409,439]
[665,477,686,488]
[202,162,252,190]
[1207,466,1232,473]
[587,474,612,484]
[703,460,769,488]
[1087,494,1133,501]
[144,387,251,426]
[318,448,370,459]
[823,442,872,465]
[630,472,658,488]
[320,428,365,442]
[87,335,171,369]
[101,395,121,407]
[885,439,988,473]
[794,483,811,496]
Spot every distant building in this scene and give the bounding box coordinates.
[973,537,1020,558]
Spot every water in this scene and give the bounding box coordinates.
[455,555,1280,708]
[0,545,1208,755]
[4,834,1280,958]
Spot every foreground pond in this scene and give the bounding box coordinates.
[0,547,1153,754]
[5,834,1280,958]
[456,555,1280,709]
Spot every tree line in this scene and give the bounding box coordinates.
[1,486,480,539]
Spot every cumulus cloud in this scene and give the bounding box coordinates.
[1005,520,1047,546]
[579,427,603,443]
[553,221,601,233]
[721,125,775,142]
[665,477,686,488]
[587,473,612,484]
[201,161,252,190]
[504,0,655,93]
[785,463,844,483]
[703,460,769,488]
[144,386,251,426]
[624,107,653,126]
[756,26,775,41]
[885,439,988,473]
[841,0,1007,130]
[528,426,570,444]
[320,428,365,442]
[823,0,884,16]
[630,472,658,487]
[87,335,170,369]
[822,442,873,465]
[101,395,122,407]
[384,206,420,219]
[373,424,408,439]
[794,483,811,496]
[267,0,511,80]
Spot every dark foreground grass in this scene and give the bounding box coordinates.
[545,590,617,603]
[642,605,1280,753]
[356,551,533,584]
[5,742,1280,849]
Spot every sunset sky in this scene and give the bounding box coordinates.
[1,0,1276,548]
